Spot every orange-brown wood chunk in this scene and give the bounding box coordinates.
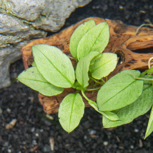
[21,17,153,114]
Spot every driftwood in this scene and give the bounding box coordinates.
[21,17,153,114]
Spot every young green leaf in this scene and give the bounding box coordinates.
[72,82,84,90]
[103,84,153,128]
[77,22,109,60]
[76,51,99,88]
[90,53,117,79]
[32,44,75,88]
[58,93,85,133]
[17,67,64,96]
[32,61,36,67]
[88,100,119,121]
[97,70,143,111]
[145,106,153,139]
[69,20,96,59]
[143,75,153,85]
[141,67,153,77]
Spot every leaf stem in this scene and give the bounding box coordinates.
[86,87,101,91]
[148,57,153,69]
[90,77,104,85]
[134,77,153,81]
[130,72,153,81]
[81,90,91,102]
[101,78,106,84]
[68,55,75,60]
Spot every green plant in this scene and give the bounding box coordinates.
[18,20,153,138]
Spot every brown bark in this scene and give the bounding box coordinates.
[21,17,153,114]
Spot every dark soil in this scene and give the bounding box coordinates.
[1,0,153,153]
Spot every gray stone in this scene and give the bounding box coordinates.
[0,0,91,89]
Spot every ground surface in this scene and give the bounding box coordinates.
[1,0,153,153]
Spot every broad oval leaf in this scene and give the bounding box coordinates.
[88,100,119,121]
[58,93,85,133]
[32,44,75,88]
[76,51,99,88]
[97,70,143,111]
[145,106,153,139]
[69,20,96,59]
[17,67,64,96]
[103,84,153,128]
[90,53,117,79]
[77,22,109,60]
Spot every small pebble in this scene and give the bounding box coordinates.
[35,133,39,137]
[89,129,96,135]
[46,114,54,120]
[139,139,143,148]
[103,141,108,146]
[92,5,100,9]
[32,140,37,145]
[119,5,124,9]
[44,120,52,126]
[140,10,146,13]
[28,96,34,102]
[43,145,51,152]
[9,94,14,98]
[3,142,9,147]
[6,119,17,129]
[84,135,87,140]
[7,149,12,153]
[31,127,35,132]
[6,108,11,113]
[40,129,44,132]
[134,128,139,133]
[49,137,54,151]
[130,145,134,149]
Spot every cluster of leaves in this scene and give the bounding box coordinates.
[18,20,153,138]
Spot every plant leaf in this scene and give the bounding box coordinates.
[17,67,64,96]
[103,84,153,128]
[58,93,85,133]
[76,51,99,88]
[90,53,117,79]
[32,44,75,88]
[77,22,109,60]
[141,67,153,76]
[88,100,119,121]
[69,20,96,59]
[145,106,153,139]
[141,75,153,85]
[97,70,143,111]
[32,61,36,67]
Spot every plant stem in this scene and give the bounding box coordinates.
[135,77,153,81]
[135,23,153,35]
[81,90,91,102]
[148,57,153,69]
[86,87,101,91]
[101,78,106,84]
[130,72,153,81]
[90,77,104,85]
[68,55,75,60]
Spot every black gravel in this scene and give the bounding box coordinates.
[1,0,153,153]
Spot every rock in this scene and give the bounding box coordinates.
[0,0,91,89]
[6,119,17,129]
